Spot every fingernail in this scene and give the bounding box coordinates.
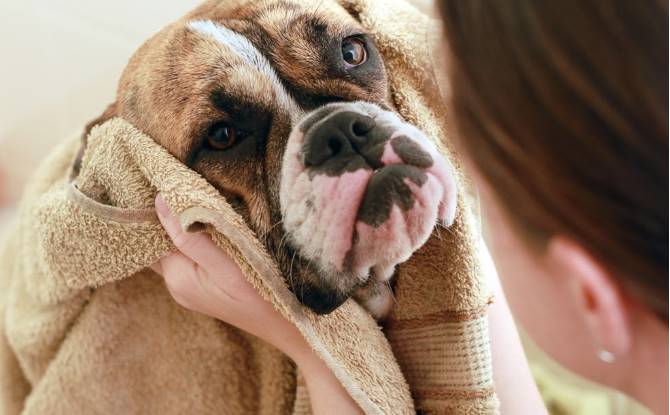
[155,194,170,218]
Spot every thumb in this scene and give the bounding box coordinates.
[155,194,237,273]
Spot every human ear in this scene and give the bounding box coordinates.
[546,236,633,361]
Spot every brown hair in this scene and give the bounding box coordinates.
[437,0,668,319]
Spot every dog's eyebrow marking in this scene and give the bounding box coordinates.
[187,19,301,121]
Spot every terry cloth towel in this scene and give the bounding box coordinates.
[0,0,498,414]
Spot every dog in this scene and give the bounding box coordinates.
[78,0,457,319]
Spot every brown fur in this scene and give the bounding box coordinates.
[78,0,390,311]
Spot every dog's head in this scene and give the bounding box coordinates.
[84,0,457,318]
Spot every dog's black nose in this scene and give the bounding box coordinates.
[303,111,376,167]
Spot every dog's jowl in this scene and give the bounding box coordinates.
[81,0,457,319]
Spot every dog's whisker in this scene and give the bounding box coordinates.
[269,219,284,233]
[289,250,298,280]
[385,281,397,305]
[306,258,316,271]
[277,231,291,253]
[437,222,457,238]
[435,224,443,240]
[288,249,299,295]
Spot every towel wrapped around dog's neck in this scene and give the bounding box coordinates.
[0,0,498,414]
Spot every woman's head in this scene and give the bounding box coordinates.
[437,0,667,386]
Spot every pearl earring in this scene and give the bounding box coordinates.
[597,348,616,363]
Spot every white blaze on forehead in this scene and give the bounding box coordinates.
[187,19,301,121]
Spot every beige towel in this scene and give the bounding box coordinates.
[0,0,498,414]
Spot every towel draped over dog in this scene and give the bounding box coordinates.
[0,0,498,413]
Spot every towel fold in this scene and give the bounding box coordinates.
[0,0,498,413]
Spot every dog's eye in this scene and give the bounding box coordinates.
[207,122,243,150]
[341,37,367,68]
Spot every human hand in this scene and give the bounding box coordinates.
[151,194,312,363]
[151,194,364,414]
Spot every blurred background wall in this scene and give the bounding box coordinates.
[0,1,652,414]
[0,0,201,220]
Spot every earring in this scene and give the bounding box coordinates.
[597,348,616,363]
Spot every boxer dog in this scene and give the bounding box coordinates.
[79,0,457,319]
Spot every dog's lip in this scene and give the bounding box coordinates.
[344,163,439,249]
[299,161,430,275]
[353,163,440,219]
[310,167,373,273]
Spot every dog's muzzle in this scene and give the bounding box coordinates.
[280,102,457,314]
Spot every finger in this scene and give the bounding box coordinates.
[155,251,202,309]
[155,194,239,273]
[159,250,245,308]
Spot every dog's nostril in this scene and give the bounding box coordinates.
[352,117,375,136]
[302,111,377,168]
[304,134,347,167]
[328,137,343,156]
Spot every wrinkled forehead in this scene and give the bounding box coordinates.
[184,0,356,35]
[176,0,364,114]
[185,19,300,119]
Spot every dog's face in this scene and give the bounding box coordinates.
[90,0,456,318]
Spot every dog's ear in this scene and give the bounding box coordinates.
[72,101,118,177]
